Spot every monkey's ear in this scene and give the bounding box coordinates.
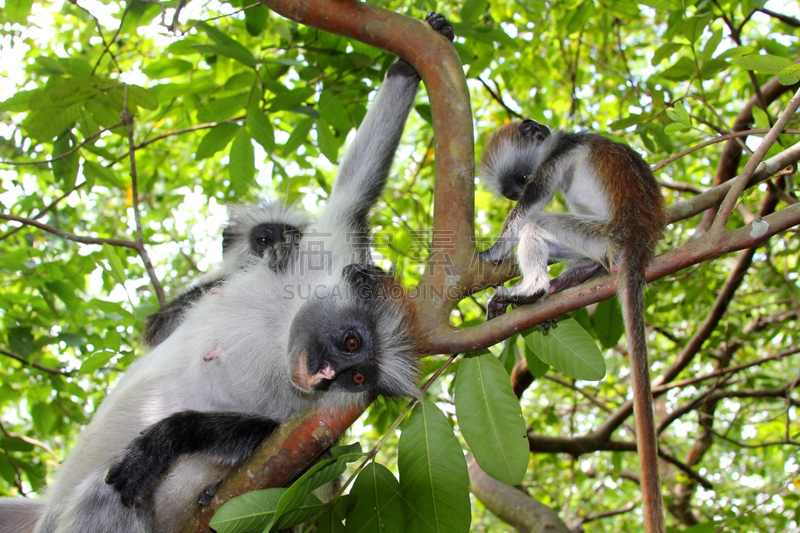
[519,119,551,143]
[342,264,387,291]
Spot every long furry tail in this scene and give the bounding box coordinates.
[618,247,666,533]
[0,498,44,533]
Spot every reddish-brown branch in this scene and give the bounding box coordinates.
[185,404,362,533]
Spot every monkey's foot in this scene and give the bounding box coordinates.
[426,12,455,42]
[198,480,223,506]
[549,263,603,294]
[486,290,546,321]
[537,317,558,335]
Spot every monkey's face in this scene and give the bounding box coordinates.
[287,264,388,395]
[287,264,421,399]
[288,312,380,395]
[480,119,552,202]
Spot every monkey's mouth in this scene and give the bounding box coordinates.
[291,351,337,392]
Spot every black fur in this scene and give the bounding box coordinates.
[105,411,279,507]
[142,278,226,347]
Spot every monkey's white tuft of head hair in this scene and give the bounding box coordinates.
[221,201,309,272]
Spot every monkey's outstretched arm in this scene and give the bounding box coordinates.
[326,12,454,236]
[105,411,279,507]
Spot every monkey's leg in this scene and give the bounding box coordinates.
[105,411,279,507]
[487,213,608,320]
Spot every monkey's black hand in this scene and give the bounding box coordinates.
[426,12,455,42]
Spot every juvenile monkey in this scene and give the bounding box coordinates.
[143,202,307,347]
[480,119,667,533]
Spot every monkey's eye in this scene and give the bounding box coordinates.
[515,174,528,188]
[352,371,366,384]
[344,332,360,352]
[256,235,271,245]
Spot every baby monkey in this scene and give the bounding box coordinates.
[480,119,667,533]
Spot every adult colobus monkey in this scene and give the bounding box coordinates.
[0,12,454,533]
[479,119,667,533]
[143,202,307,347]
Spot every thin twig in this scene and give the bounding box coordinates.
[122,86,165,305]
[0,121,124,167]
[0,419,59,461]
[0,212,139,249]
[0,348,74,376]
[651,129,800,172]
[477,77,522,119]
[711,88,800,233]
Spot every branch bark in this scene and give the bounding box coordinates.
[468,456,577,533]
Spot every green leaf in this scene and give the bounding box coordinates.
[80,349,115,374]
[316,118,339,164]
[196,123,240,160]
[23,103,82,141]
[30,77,114,110]
[210,488,285,532]
[191,44,258,68]
[522,318,605,380]
[700,28,723,62]
[268,87,315,112]
[318,507,346,533]
[523,341,550,378]
[196,93,249,123]
[499,337,517,375]
[454,352,528,485]
[283,118,313,156]
[7,326,33,358]
[651,43,684,66]
[31,403,56,434]
[52,132,80,190]
[779,64,800,86]
[0,89,35,112]
[593,299,625,350]
[661,57,696,81]
[680,15,711,44]
[247,107,275,152]
[271,450,360,529]
[398,400,471,533]
[142,59,193,78]
[245,4,269,36]
[666,102,691,125]
[346,463,405,533]
[319,90,352,133]
[638,0,680,9]
[460,0,488,24]
[751,106,771,130]
[664,123,691,134]
[6,0,34,23]
[83,161,124,188]
[228,127,255,197]
[102,243,127,286]
[732,54,794,74]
